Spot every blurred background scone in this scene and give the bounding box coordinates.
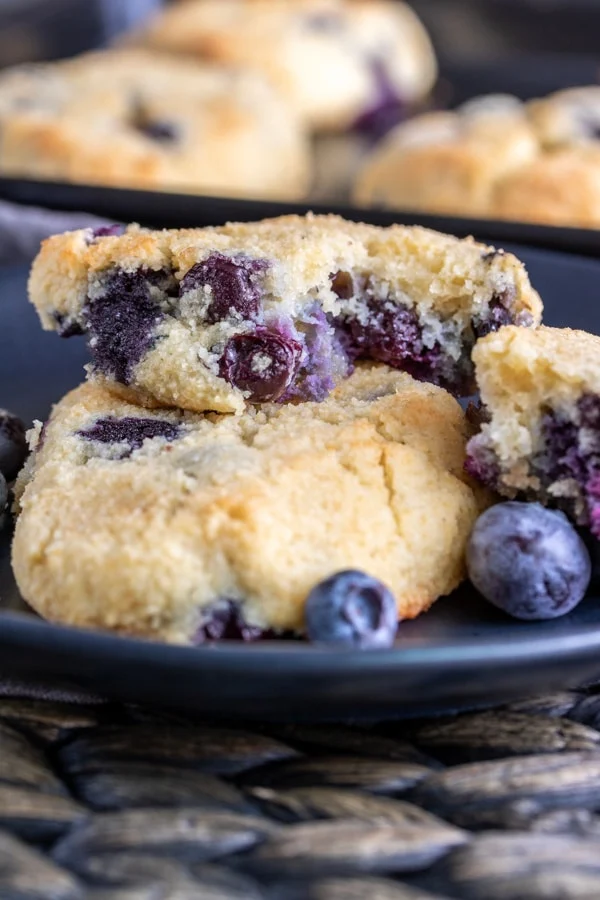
[0,48,311,199]
[135,0,437,134]
[354,87,600,228]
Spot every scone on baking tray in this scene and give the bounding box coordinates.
[0,49,310,199]
[28,214,542,414]
[134,0,437,133]
[12,367,486,643]
[355,88,600,228]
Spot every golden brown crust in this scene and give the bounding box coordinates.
[136,0,437,131]
[13,368,484,642]
[0,49,310,199]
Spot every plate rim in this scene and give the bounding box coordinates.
[3,606,600,675]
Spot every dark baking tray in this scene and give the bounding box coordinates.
[439,54,600,108]
[1,177,599,258]
[412,0,600,60]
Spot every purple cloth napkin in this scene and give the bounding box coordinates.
[0,199,114,265]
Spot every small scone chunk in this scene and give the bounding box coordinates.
[354,88,600,228]
[28,214,542,414]
[0,49,310,199]
[466,325,600,538]
[13,367,484,644]
[135,0,437,133]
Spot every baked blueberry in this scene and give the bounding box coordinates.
[305,570,398,648]
[353,59,406,137]
[131,99,178,143]
[137,119,178,142]
[472,295,514,339]
[88,225,126,242]
[344,297,444,385]
[0,411,27,481]
[219,328,302,402]
[463,436,500,487]
[179,253,269,324]
[281,306,351,403]
[78,416,180,457]
[193,600,266,643]
[467,502,591,620]
[82,268,164,384]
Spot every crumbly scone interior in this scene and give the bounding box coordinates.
[13,367,484,642]
[467,325,600,535]
[29,216,542,412]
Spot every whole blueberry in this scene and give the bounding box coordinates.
[0,411,27,481]
[467,502,591,620]
[305,570,398,649]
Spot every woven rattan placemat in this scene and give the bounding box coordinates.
[1,683,600,898]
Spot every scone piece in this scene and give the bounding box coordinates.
[13,367,484,644]
[0,49,310,199]
[466,326,600,538]
[135,0,437,133]
[29,214,542,414]
[354,88,600,228]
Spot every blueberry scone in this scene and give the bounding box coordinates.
[135,0,437,133]
[466,326,600,539]
[0,49,310,199]
[29,214,542,414]
[354,88,600,228]
[12,366,485,643]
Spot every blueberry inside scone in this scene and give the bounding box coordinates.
[466,326,600,538]
[29,215,542,414]
[12,367,485,643]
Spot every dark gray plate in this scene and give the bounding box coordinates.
[2,241,600,721]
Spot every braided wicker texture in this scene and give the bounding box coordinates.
[2,687,600,898]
